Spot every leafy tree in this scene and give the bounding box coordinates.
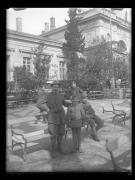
[32,42,51,87]
[83,36,112,86]
[62,8,85,81]
[82,36,130,88]
[13,66,36,90]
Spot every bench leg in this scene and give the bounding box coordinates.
[11,140,27,161]
[35,115,41,124]
[42,115,47,124]
[22,142,27,161]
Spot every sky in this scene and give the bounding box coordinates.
[6,8,69,35]
[6,8,131,36]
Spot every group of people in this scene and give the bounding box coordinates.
[36,81,104,158]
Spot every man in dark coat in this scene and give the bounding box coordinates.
[46,81,70,158]
[82,98,104,142]
[71,81,83,101]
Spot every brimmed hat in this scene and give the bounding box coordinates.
[64,99,72,103]
[72,97,80,102]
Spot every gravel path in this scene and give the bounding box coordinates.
[6,99,131,172]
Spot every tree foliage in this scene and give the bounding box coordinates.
[82,36,130,86]
[32,42,51,87]
[13,66,36,90]
[62,8,85,81]
[83,37,112,84]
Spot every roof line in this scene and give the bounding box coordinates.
[41,9,131,36]
[7,29,63,45]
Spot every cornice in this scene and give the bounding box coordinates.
[41,9,131,37]
[7,29,63,48]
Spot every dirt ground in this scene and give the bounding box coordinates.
[6,99,131,172]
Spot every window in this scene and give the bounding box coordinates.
[23,57,31,71]
[59,61,66,80]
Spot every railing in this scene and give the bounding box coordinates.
[87,90,104,99]
[7,90,38,108]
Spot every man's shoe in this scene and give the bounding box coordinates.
[50,151,58,158]
[69,149,77,154]
[77,148,85,153]
[92,136,100,142]
[57,147,68,155]
[58,149,68,155]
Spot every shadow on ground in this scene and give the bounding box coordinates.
[7,128,131,172]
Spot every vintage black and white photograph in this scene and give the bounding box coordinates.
[6,8,131,172]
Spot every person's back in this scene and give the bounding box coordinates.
[67,101,85,128]
[67,99,85,153]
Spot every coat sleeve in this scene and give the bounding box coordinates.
[80,104,86,121]
[46,94,52,109]
[88,104,95,115]
[66,108,71,127]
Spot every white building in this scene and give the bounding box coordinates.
[7,18,67,82]
[41,8,131,53]
[7,8,131,82]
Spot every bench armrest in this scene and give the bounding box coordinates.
[11,127,27,143]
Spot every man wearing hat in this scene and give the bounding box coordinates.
[66,97,85,153]
[82,98,104,141]
[46,81,71,158]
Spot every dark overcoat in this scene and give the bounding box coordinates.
[46,91,69,125]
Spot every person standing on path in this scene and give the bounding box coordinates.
[66,98,85,153]
[71,81,84,102]
[106,79,111,89]
[46,81,71,158]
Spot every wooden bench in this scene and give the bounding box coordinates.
[7,99,33,108]
[124,89,131,98]
[88,91,104,99]
[7,117,50,161]
[102,101,128,127]
[7,100,18,108]
[34,111,48,124]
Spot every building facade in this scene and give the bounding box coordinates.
[7,8,131,83]
[41,8,131,53]
[7,29,67,82]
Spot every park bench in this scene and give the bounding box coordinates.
[7,100,18,108]
[7,99,34,108]
[7,117,50,161]
[124,88,131,98]
[87,91,104,99]
[34,111,48,124]
[102,101,129,127]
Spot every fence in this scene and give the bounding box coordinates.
[7,90,38,108]
[103,88,131,99]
